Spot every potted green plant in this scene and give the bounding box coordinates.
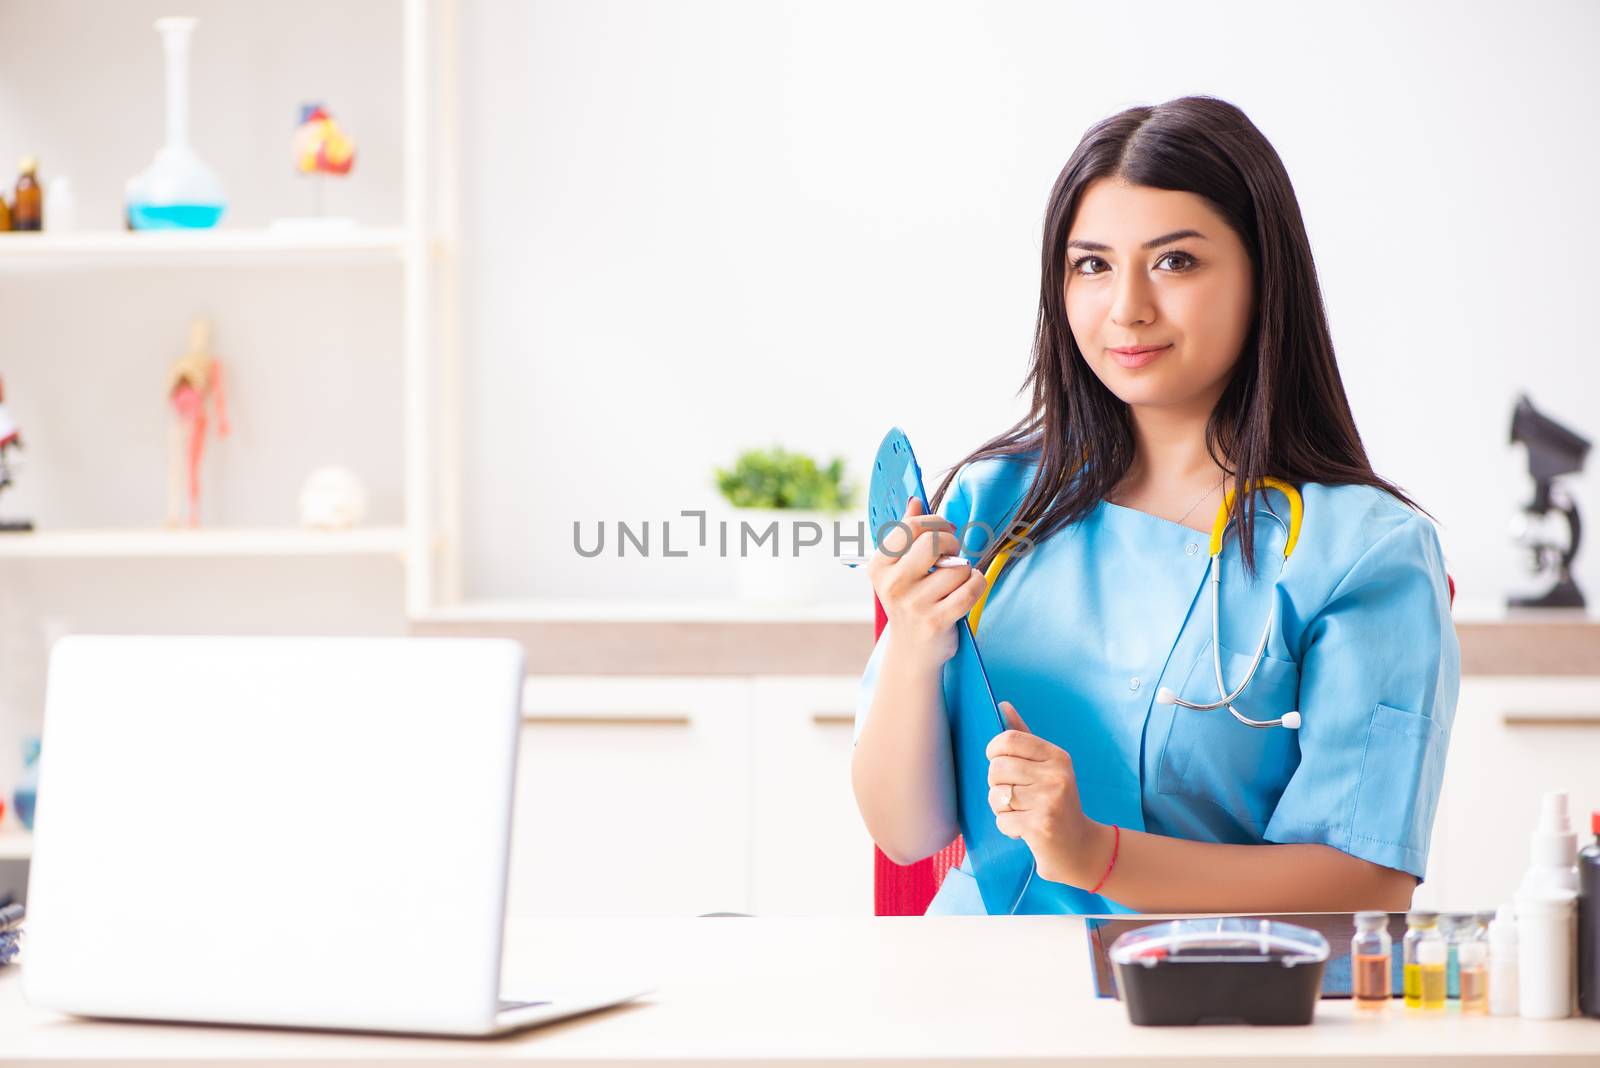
[714,446,858,602]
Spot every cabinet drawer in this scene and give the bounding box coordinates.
[750,676,875,916]
[507,677,750,917]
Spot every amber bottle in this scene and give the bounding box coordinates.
[12,157,42,231]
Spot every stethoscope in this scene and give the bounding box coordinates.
[967,476,1306,732]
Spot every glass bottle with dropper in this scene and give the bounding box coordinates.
[1352,911,1393,1010]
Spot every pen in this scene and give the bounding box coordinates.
[838,554,971,569]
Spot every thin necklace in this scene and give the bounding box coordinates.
[1172,474,1227,528]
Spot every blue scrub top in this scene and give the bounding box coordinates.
[854,454,1461,916]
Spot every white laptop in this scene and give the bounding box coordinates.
[22,635,652,1036]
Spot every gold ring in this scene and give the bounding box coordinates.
[1000,785,1015,812]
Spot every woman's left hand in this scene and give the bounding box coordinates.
[986,701,1105,887]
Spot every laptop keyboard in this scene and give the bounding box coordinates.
[498,998,552,1013]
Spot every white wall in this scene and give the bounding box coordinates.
[457,0,1600,606]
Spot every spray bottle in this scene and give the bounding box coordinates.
[1516,791,1579,1018]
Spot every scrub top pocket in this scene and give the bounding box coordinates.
[1156,639,1302,829]
[1350,702,1448,858]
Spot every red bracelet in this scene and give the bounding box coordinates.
[1088,824,1120,895]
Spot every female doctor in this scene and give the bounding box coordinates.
[851,95,1460,915]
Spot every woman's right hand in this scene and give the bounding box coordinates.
[867,496,989,668]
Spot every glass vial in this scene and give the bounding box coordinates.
[1403,910,1441,1009]
[1460,921,1490,1014]
[1352,910,1393,1010]
[1440,913,1465,998]
[1419,937,1449,1009]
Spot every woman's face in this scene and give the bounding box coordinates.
[1064,178,1255,414]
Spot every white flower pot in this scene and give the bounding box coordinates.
[727,507,863,604]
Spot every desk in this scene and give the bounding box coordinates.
[3,916,1598,1066]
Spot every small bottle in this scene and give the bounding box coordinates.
[1459,916,1490,1013]
[1489,903,1520,1016]
[12,736,39,830]
[1403,910,1441,1009]
[0,188,11,231]
[44,176,76,232]
[1579,810,1600,1018]
[1518,889,1579,1019]
[11,156,41,231]
[1419,936,1448,1009]
[1516,791,1581,1019]
[1440,912,1466,999]
[1351,910,1393,1010]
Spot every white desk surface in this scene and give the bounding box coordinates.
[3,915,1598,1066]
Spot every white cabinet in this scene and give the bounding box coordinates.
[509,672,1600,920]
[506,674,874,918]
[509,677,754,917]
[748,677,875,917]
[1415,676,1600,912]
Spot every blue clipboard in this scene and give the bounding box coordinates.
[867,428,1037,914]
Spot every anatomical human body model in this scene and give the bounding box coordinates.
[166,320,229,527]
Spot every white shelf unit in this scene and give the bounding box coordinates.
[0,228,408,268]
[1,0,452,617]
[0,527,407,559]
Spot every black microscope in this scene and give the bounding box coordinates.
[1508,394,1589,609]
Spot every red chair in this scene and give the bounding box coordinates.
[871,592,966,916]
[868,574,1458,916]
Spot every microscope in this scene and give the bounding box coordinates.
[1508,393,1589,609]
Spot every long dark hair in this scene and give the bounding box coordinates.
[930,94,1429,581]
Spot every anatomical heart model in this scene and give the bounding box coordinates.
[166,318,229,528]
[293,103,356,177]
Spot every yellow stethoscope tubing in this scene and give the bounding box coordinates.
[1211,476,1302,559]
[966,478,1305,727]
[967,534,1023,638]
[970,477,1302,636]
[1170,478,1302,723]
[1163,506,1294,727]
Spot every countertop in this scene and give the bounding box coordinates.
[411,596,1600,676]
[3,916,1598,1066]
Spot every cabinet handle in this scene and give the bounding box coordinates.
[1502,709,1600,726]
[812,710,856,725]
[523,710,692,726]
